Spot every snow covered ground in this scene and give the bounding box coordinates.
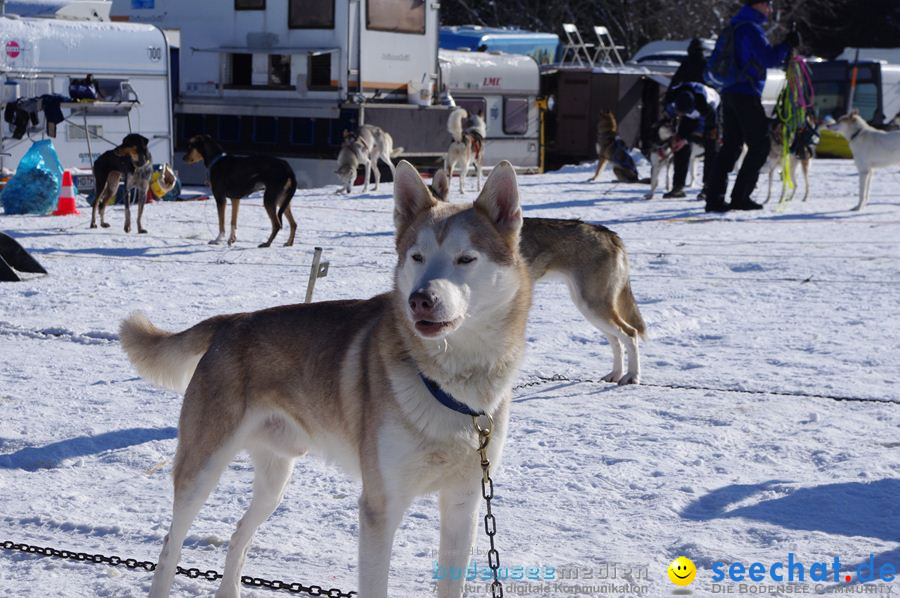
[1,159,898,597]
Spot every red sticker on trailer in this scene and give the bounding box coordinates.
[6,41,21,58]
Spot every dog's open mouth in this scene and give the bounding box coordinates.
[414,318,460,337]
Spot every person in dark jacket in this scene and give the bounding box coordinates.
[704,0,798,212]
[661,81,720,198]
[670,38,707,88]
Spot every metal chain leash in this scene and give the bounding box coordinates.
[0,540,355,597]
[513,373,896,404]
[472,414,504,598]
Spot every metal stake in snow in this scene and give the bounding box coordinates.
[304,247,329,303]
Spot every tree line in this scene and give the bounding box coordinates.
[441,0,900,60]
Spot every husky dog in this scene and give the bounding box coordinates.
[589,110,639,183]
[643,118,703,200]
[120,161,532,598]
[431,169,645,384]
[445,107,487,193]
[91,133,152,233]
[827,109,900,211]
[763,113,819,204]
[335,125,404,193]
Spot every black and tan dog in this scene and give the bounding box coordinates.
[183,134,298,247]
[91,133,152,233]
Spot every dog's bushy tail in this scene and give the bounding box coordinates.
[617,280,646,338]
[448,107,467,143]
[391,147,405,157]
[120,312,222,394]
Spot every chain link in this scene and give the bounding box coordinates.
[1,541,355,597]
[472,414,504,598]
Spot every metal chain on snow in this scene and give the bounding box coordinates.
[0,540,356,597]
[472,414,504,598]
[512,374,898,404]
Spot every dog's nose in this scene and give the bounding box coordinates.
[408,290,437,316]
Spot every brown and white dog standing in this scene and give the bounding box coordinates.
[445,107,486,193]
[431,169,645,384]
[90,133,152,233]
[763,113,818,204]
[183,134,298,247]
[120,161,531,598]
[335,125,403,194]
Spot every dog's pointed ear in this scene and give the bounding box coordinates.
[474,161,522,239]
[394,160,436,239]
[431,169,450,202]
[850,108,859,117]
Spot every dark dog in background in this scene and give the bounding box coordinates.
[183,134,299,247]
[589,110,640,183]
[91,133,152,233]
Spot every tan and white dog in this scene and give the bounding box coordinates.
[827,109,900,211]
[335,124,404,194]
[445,107,487,193]
[763,114,818,204]
[643,119,703,201]
[120,161,531,598]
[432,169,645,384]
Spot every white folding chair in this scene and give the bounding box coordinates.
[592,25,626,68]
[561,23,595,67]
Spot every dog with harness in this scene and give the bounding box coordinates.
[183,134,299,247]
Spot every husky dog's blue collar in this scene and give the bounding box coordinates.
[419,373,484,417]
[849,128,863,141]
[207,152,227,170]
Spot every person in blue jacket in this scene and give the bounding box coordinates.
[704,0,799,212]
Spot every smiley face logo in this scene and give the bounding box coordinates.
[668,556,696,586]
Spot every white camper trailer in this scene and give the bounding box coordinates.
[110,0,448,186]
[438,49,540,170]
[0,15,173,173]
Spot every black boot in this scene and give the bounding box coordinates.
[730,198,764,211]
[705,196,730,213]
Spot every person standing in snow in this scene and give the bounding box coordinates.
[703,0,799,212]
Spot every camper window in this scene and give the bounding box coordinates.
[235,0,265,9]
[229,53,253,87]
[503,97,529,135]
[308,53,334,90]
[367,0,425,34]
[455,98,487,124]
[218,115,241,142]
[269,55,292,87]
[289,0,335,29]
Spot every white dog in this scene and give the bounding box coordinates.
[828,109,900,211]
[445,107,487,193]
[335,124,403,193]
[643,120,703,200]
[121,161,531,598]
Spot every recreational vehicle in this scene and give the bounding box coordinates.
[110,0,460,186]
[0,14,174,173]
[440,26,560,65]
[438,49,540,171]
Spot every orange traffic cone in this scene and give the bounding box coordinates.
[52,170,79,216]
